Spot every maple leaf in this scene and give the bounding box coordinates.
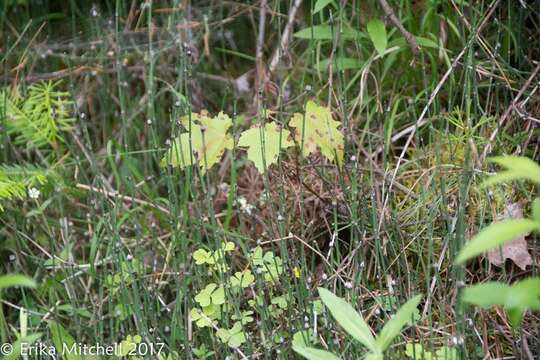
[161,111,233,173]
[289,100,344,164]
[238,122,293,173]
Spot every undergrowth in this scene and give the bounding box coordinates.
[0,0,539,359]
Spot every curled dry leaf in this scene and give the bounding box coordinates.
[487,202,532,270]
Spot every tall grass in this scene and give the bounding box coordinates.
[1,0,538,358]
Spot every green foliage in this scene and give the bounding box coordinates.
[290,101,344,165]
[3,2,537,358]
[455,219,540,264]
[293,346,342,360]
[161,111,234,173]
[367,19,388,56]
[295,288,422,360]
[456,156,540,328]
[162,101,344,174]
[376,295,423,350]
[317,57,362,72]
[461,278,540,327]
[533,198,540,223]
[48,320,83,360]
[2,334,42,360]
[192,241,235,273]
[250,246,284,282]
[294,25,363,40]
[116,334,142,357]
[191,305,221,328]
[230,270,255,288]
[192,344,215,359]
[0,274,36,290]
[482,156,540,187]
[2,81,73,148]
[216,321,247,348]
[312,0,336,14]
[317,287,378,353]
[238,122,293,173]
[292,329,318,347]
[194,283,226,307]
[0,164,51,210]
[405,343,458,360]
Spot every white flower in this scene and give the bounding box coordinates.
[236,196,255,215]
[321,273,328,280]
[28,187,40,199]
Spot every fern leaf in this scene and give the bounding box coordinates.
[2,81,74,148]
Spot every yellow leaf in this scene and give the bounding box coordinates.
[238,122,293,173]
[290,101,344,165]
[162,112,233,173]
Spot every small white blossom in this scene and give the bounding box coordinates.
[90,4,99,17]
[344,281,353,289]
[236,196,255,215]
[28,187,40,199]
[451,336,464,346]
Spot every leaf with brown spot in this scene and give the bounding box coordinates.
[487,202,532,270]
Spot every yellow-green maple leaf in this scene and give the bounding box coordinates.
[238,122,293,173]
[290,100,344,164]
[161,111,233,172]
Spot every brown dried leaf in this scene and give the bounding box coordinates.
[487,202,532,270]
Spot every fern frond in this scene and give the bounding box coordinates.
[0,164,53,211]
[2,81,74,148]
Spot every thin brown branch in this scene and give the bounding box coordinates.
[377,0,420,56]
[268,0,303,75]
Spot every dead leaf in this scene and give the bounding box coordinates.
[487,202,532,270]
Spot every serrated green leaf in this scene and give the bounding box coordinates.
[293,346,342,360]
[290,101,344,165]
[455,219,540,264]
[367,19,387,56]
[161,111,233,173]
[318,287,378,352]
[193,249,210,265]
[238,122,293,173]
[231,270,254,288]
[376,294,422,350]
[0,274,36,290]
